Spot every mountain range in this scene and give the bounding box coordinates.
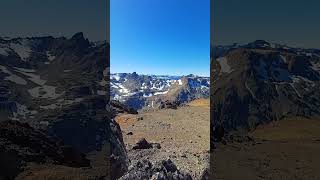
[110,73,210,110]
[211,40,320,132]
[0,32,113,179]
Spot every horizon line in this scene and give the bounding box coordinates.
[110,71,210,77]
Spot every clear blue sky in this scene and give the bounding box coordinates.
[213,0,320,49]
[111,0,210,76]
[0,0,108,41]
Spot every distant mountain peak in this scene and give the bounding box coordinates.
[71,32,85,41]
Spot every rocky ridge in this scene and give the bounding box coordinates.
[211,40,320,132]
[111,73,210,110]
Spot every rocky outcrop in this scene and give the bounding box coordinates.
[119,159,192,180]
[159,100,180,110]
[111,100,138,115]
[0,120,90,180]
[108,102,129,179]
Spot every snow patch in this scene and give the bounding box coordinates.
[0,47,10,56]
[0,65,27,85]
[217,57,233,73]
[28,85,63,99]
[10,41,31,61]
[46,51,56,61]
[111,74,120,81]
[15,69,46,85]
[143,93,152,97]
[154,91,168,95]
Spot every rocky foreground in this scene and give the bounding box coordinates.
[115,99,210,179]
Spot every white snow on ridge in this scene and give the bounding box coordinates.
[154,91,168,95]
[291,75,316,87]
[111,74,120,81]
[279,55,287,63]
[122,92,137,97]
[10,41,31,61]
[178,79,183,85]
[5,74,27,85]
[40,98,84,110]
[201,85,209,89]
[0,65,27,85]
[290,83,301,98]
[143,93,152,97]
[0,47,9,56]
[311,61,320,71]
[46,51,56,61]
[112,82,130,94]
[14,67,36,73]
[217,57,233,73]
[28,85,63,99]
[15,69,46,85]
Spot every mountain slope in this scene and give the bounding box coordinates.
[211,40,320,131]
[0,33,117,179]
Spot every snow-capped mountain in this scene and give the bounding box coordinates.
[111,72,210,110]
[211,40,320,131]
[0,33,110,155]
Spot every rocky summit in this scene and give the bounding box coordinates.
[211,40,320,132]
[111,73,210,110]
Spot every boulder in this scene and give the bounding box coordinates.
[132,138,152,150]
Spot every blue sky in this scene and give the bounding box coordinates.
[0,0,107,41]
[111,0,210,76]
[213,0,320,48]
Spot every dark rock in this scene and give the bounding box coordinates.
[119,159,192,180]
[159,100,180,110]
[111,100,138,115]
[132,138,152,150]
[126,132,133,136]
[212,124,225,142]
